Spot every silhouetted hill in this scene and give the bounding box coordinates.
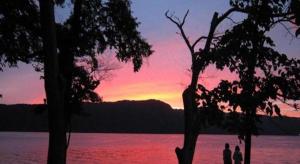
[0,100,299,135]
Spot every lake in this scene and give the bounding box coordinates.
[0,132,299,164]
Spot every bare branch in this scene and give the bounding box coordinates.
[226,16,240,25]
[174,16,181,24]
[221,7,293,21]
[95,56,121,81]
[277,96,300,110]
[202,7,251,52]
[165,10,193,53]
[216,8,239,25]
[215,6,293,28]
[166,7,254,55]
[270,16,298,29]
[279,22,295,41]
[182,10,190,26]
[192,36,207,49]
[165,10,180,27]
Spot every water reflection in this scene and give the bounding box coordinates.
[0,133,299,164]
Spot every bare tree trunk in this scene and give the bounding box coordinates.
[39,0,67,163]
[166,10,232,164]
[244,109,252,164]
[176,69,200,164]
[176,13,220,163]
[243,47,256,164]
[176,132,198,164]
[244,131,251,164]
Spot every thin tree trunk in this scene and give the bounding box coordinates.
[244,108,253,164]
[60,0,83,149]
[244,131,251,164]
[243,45,256,164]
[39,0,67,163]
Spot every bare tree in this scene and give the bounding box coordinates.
[166,8,243,164]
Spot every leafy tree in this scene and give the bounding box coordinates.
[55,0,152,149]
[205,1,300,163]
[0,0,152,163]
[0,0,42,69]
[166,0,299,163]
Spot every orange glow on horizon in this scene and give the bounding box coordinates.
[2,33,298,118]
[97,81,185,108]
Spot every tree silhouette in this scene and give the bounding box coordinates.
[39,0,66,163]
[0,0,42,68]
[1,0,152,163]
[205,1,300,163]
[166,0,299,163]
[54,0,152,150]
[166,8,235,164]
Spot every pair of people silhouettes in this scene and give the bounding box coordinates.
[223,143,243,164]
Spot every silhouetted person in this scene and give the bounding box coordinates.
[223,143,232,164]
[233,146,243,164]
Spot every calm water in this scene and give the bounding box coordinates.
[0,132,299,164]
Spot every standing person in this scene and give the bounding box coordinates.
[223,143,232,164]
[233,146,243,164]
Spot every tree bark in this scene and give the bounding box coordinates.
[39,0,67,163]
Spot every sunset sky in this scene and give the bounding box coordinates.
[0,0,299,117]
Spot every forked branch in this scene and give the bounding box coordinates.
[165,10,208,55]
[165,10,193,53]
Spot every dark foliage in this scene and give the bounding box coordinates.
[167,1,299,163]
[193,1,300,163]
[0,0,42,70]
[204,0,300,139]
[54,0,153,113]
[229,0,300,36]
[0,0,152,108]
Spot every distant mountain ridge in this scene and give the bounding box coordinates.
[0,100,299,135]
